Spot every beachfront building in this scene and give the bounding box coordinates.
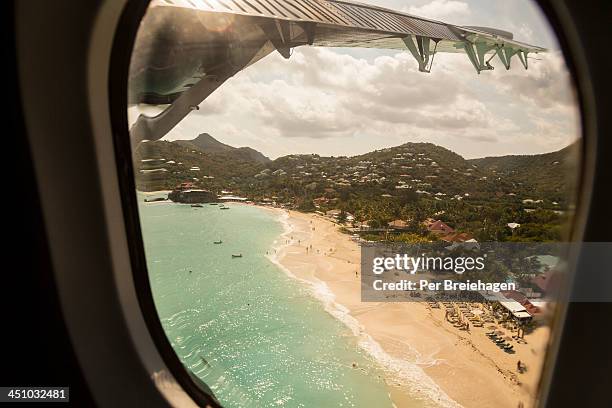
[168,182,216,203]
[498,299,533,323]
[169,188,216,203]
[476,291,534,323]
[326,209,342,218]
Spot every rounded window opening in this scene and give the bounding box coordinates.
[126,1,582,407]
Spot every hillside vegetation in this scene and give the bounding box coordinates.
[469,143,579,205]
[175,133,271,164]
[135,135,579,242]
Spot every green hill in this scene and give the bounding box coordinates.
[175,133,271,164]
[468,142,579,205]
[134,137,579,241]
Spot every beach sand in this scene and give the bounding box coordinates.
[271,209,550,408]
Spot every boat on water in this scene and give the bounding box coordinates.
[209,203,218,206]
[191,204,203,208]
[219,205,230,210]
[213,240,222,244]
[231,254,242,258]
[144,197,167,203]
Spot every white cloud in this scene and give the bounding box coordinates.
[158,44,578,159]
[404,0,471,23]
[143,2,580,160]
[486,51,576,111]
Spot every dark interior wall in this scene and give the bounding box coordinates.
[3,0,611,407]
[541,0,612,405]
[3,1,96,406]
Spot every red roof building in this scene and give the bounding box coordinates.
[531,269,561,294]
[426,220,455,235]
[440,232,473,242]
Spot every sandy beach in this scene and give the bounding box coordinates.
[269,209,550,408]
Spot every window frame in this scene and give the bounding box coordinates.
[14,0,608,406]
[107,0,602,406]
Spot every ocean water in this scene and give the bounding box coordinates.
[137,199,396,407]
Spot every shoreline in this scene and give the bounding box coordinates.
[264,207,549,408]
[263,207,457,407]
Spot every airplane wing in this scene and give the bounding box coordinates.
[129,0,546,141]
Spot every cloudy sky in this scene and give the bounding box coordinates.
[137,0,581,159]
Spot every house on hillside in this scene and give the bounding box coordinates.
[424,219,455,235]
[388,220,409,230]
[440,232,473,243]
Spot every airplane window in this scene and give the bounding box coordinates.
[126,1,581,407]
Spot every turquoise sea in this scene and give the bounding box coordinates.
[138,198,397,407]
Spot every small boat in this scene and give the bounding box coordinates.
[191,204,203,208]
[231,254,242,258]
[209,203,218,206]
[220,205,230,210]
[213,240,223,244]
[144,197,166,203]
